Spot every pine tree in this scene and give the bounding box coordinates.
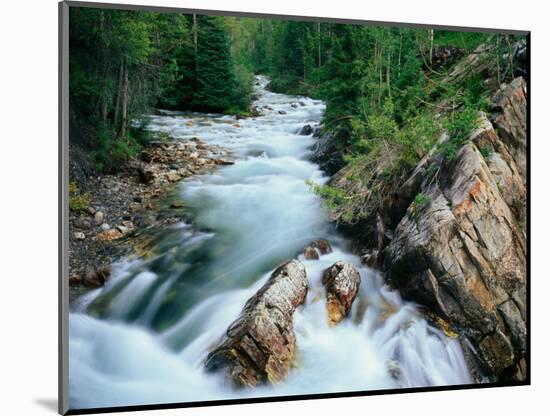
[193,16,237,111]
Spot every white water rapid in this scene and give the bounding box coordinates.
[69,76,471,410]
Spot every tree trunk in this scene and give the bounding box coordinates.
[429,29,434,66]
[318,22,322,68]
[496,35,501,86]
[113,58,124,126]
[193,14,198,54]
[118,57,129,139]
[398,31,402,78]
[378,43,383,105]
[386,50,392,100]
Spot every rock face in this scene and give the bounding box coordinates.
[205,260,308,387]
[490,77,527,181]
[322,262,361,325]
[383,79,527,381]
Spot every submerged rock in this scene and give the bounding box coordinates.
[205,260,308,387]
[322,262,361,325]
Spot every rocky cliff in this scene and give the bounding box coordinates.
[314,57,528,381]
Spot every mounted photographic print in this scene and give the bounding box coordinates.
[59,1,530,414]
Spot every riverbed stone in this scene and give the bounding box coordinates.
[93,211,104,225]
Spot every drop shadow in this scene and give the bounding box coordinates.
[34,398,58,413]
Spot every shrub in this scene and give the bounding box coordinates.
[414,192,431,208]
[69,181,91,212]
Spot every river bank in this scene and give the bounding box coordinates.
[68,132,233,300]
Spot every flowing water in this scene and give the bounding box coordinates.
[69,76,471,410]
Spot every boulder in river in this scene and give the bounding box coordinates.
[302,246,319,260]
[205,260,308,387]
[299,124,314,136]
[322,262,361,325]
[311,239,332,255]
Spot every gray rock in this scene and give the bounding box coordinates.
[490,77,527,180]
[100,223,110,231]
[73,232,85,241]
[75,217,92,230]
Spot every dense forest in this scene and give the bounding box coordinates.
[70,7,523,181]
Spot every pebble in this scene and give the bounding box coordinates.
[93,211,104,225]
[73,232,86,240]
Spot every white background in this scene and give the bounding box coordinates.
[0,0,545,415]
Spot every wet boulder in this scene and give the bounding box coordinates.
[322,262,361,325]
[299,124,314,136]
[205,260,308,387]
[311,239,332,255]
[303,246,319,260]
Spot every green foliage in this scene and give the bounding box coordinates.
[439,108,479,161]
[69,181,91,212]
[194,16,239,111]
[69,8,254,171]
[90,123,148,172]
[433,31,489,50]
[479,145,491,160]
[306,180,359,223]
[414,192,431,208]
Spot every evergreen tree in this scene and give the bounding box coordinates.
[193,16,237,111]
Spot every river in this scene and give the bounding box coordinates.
[69,75,471,409]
